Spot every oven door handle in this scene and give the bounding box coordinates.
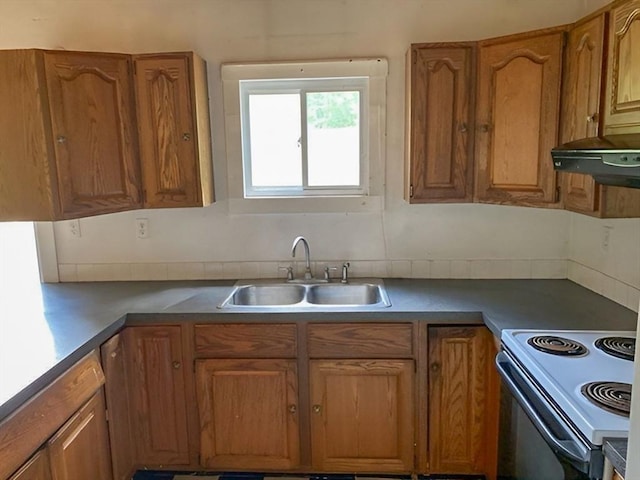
[496,352,592,466]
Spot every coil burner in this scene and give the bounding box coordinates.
[581,381,632,417]
[594,337,635,361]
[527,335,588,356]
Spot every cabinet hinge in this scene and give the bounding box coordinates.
[409,185,414,198]
[556,186,561,203]
[105,409,109,422]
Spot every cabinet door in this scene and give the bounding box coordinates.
[195,358,299,470]
[134,53,213,208]
[48,392,112,480]
[9,450,51,480]
[407,44,475,202]
[428,326,499,478]
[43,51,141,218]
[100,333,134,480]
[309,359,414,472]
[561,15,606,214]
[604,0,640,134]
[475,31,563,206]
[125,326,189,466]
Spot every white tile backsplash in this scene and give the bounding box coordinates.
[57,258,637,312]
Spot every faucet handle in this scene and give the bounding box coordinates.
[341,262,350,284]
[279,266,294,281]
[324,266,338,281]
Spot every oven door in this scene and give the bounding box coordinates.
[496,351,604,480]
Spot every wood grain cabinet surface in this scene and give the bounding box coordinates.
[47,392,112,480]
[0,49,141,220]
[124,326,190,467]
[196,358,300,470]
[0,49,213,221]
[309,359,414,472]
[428,326,499,479]
[8,451,51,480]
[134,52,213,208]
[405,43,475,203]
[604,0,640,134]
[561,13,640,217]
[474,29,564,207]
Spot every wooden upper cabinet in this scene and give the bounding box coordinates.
[561,14,640,217]
[428,326,499,478]
[134,53,214,208]
[195,358,300,470]
[561,14,606,214]
[125,326,190,467]
[475,30,564,206]
[47,392,112,480]
[604,0,640,133]
[309,359,414,472]
[43,51,142,218]
[406,44,475,202]
[0,50,140,220]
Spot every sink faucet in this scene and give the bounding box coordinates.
[291,236,313,280]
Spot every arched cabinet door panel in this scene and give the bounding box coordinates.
[475,29,564,207]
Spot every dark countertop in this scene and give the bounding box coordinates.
[604,438,627,477]
[0,278,637,423]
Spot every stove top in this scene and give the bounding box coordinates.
[501,329,636,445]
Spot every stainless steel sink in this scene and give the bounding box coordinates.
[225,284,305,306]
[218,280,391,309]
[306,283,386,305]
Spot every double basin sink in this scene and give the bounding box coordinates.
[218,279,391,310]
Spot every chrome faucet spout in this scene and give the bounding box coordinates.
[291,236,313,279]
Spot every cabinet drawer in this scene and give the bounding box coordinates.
[195,324,297,357]
[308,323,413,358]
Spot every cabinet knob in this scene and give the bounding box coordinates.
[182,133,191,141]
[172,361,181,369]
[288,404,297,414]
[430,362,440,373]
[479,124,490,133]
[458,122,468,133]
[586,113,598,123]
[56,135,66,144]
[312,404,322,414]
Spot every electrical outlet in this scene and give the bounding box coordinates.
[69,219,81,238]
[601,225,613,252]
[136,218,149,239]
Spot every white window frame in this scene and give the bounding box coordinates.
[240,77,368,197]
[222,58,387,214]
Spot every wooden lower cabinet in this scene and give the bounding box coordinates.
[125,326,190,467]
[47,392,112,480]
[428,326,499,479]
[195,358,300,470]
[9,451,51,480]
[309,359,414,472]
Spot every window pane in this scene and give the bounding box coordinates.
[307,91,360,187]
[248,94,302,188]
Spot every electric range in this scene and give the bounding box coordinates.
[496,329,635,479]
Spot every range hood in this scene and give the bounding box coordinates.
[551,134,640,188]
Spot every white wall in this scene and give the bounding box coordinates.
[568,216,640,312]
[1,0,613,284]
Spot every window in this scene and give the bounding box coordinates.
[222,59,387,212]
[240,77,367,197]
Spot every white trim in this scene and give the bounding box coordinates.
[34,222,59,283]
[222,58,387,213]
